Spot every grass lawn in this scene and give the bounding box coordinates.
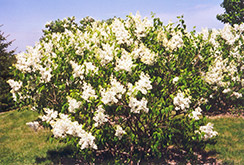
[0,109,244,164]
[0,109,74,165]
[206,116,244,164]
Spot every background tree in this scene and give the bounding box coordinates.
[0,26,16,112]
[217,0,244,25]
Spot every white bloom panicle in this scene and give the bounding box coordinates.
[96,43,115,66]
[126,72,152,97]
[81,82,98,102]
[131,43,157,65]
[50,113,72,138]
[111,18,132,45]
[7,79,24,101]
[115,125,126,140]
[197,123,218,140]
[100,76,126,105]
[70,61,85,80]
[100,88,117,105]
[115,49,135,73]
[79,132,98,150]
[7,79,22,92]
[127,12,152,39]
[232,92,242,99]
[202,57,229,87]
[129,97,149,113]
[40,108,58,122]
[15,44,43,73]
[172,77,179,84]
[39,67,52,83]
[67,97,82,113]
[173,91,191,111]
[83,61,98,74]
[93,105,109,127]
[50,113,97,150]
[220,24,238,45]
[222,88,231,94]
[135,72,152,95]
[189,107,202,120]
[159,31,183,50]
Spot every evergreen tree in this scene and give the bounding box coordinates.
[0,26,16,112]
[217,0,244,25]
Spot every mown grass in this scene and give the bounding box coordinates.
[0,109,74,165]
[1,109,244,164]
[206,116,244,164]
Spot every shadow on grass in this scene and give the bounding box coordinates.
[35,145,83,164]
[158,148,219,164]
[35,145,220,164]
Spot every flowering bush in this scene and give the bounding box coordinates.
[8,12,244,162]
[199,24,244,112]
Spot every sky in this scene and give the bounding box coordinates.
[0,0,225,53]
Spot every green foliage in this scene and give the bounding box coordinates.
[0,27,16,112]
[217,0,244,25]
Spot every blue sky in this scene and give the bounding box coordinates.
[0,0,224,53]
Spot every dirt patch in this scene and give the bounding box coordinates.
[207,113,244,119]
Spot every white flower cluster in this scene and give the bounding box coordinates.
[14,44,42,73]
[7,79,23,101]
[203,57,229,87]
[81,82,98,102]
[96,43,116,66]
[93,105,108,127]
[126,12,152,39]
[203,55,243,99]
[173,91,191,111]
[15,44,54,83]
[222,88,231,94]
[67,97,81,113]
[83,61,98,74]
[70,61,85,80]
[115,125,126,140]
[111,18,132,45]
[220,24,239,45]
[100,76,126,105]
[79,132,98,150]
[115,49,135,73]
[199,28,220,47]
[7,79,22,92]
[129,97,149,113]
[70,61,98,80]
[50,113,97,150]
[232,92,242,99]
[40,108,58,122]
[39,67,52,83]
[189,107,202,120]
[128,72,152,96]
[197,123,218,140]
[158,28,184,50]
[172,77,179,84]
[199,24,244,100]
[131,43,157,65]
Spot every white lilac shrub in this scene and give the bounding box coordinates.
[199,23,244,110]
[8,13,244,162]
